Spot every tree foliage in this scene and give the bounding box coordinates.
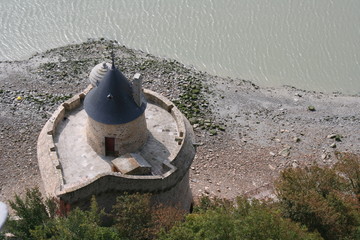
[335,152,360,200]
[6,188,55,240]
[30,196,120,240]
[5,153,360,240]
[112,192,185,240]
[159,196,322,240]
[276,153,360,240]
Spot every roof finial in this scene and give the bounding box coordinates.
[111,50,115,69]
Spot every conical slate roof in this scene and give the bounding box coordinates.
[84,64,146,125]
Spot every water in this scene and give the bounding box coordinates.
[1,0,359,94]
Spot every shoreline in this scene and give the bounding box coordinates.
[1,39,359,204]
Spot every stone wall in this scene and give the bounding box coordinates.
[37,85,92,197]
[86,114,148,156]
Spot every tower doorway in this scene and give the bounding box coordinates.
[105,137,115,156]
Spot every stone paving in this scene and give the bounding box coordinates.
[54,103,181,188]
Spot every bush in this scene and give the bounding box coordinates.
[5,190,186,240]
[111,192,153,240]
[150,203,186,236]
[159,196,321,240]
[31,197,120,240]
[6,188,55,240]
[276,157,360,240]
[111,192,185,240]
[335,152,360,200]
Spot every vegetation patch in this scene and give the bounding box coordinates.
[2,153,360,239]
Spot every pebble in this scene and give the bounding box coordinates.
[279,147,291,157]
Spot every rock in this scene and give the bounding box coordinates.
[204,187,210,194]
[209,129,217,136]
[269,152,276,157]
[321,153,327,159]
[268,164,275,170]
[293,137,301,143]
[328,134,342,142]
[330,143,337,148]
[327,134,337,139]
[334,135,343,142]
[279,147,291,157]
[308,105,316,111]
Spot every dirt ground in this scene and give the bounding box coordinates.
[1,40,359,208]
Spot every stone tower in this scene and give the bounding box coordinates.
[84,61,148,156]
[37,56,195,211]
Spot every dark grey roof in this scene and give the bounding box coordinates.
[84,65,146,125]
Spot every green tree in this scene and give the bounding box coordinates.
[111,192,185,240]
[111,192,153,240]
[159,196,321,240]
[6,188,55,240]
[335,152,360,200]
[30,196,121,240]
[276,161,360,240]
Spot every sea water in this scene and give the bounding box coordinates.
[1,0,359,94]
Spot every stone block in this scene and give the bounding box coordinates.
[112,153,151,175]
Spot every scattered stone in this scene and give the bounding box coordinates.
[327,134,337,139]
[308,105,316,111]
[293,137,301,143]
[268,164,275,170]
[204,187,210,194]
[209,129,217,136]
[330,143,337,148]
[279,147,291,157]
[321,153,327,160]
[328,134,342,142]
[334,134,343,142]
[292,162,299,168]
[269,152,276,157]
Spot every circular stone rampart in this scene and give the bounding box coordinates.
[37,86,195,209]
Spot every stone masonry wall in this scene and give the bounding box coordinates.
[86,113,148,156]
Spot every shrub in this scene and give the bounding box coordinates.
[150,203,186,236]
[276,160,360,240]
[335,152,360,200]
[6,188,55,240]
[111,192,153,240]
[30,196,121,240]
[159,196,321,240]
[111,192,186,240]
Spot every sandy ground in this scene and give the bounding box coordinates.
[1,40,359,208]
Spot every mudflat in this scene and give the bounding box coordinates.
[1,39,359,205]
